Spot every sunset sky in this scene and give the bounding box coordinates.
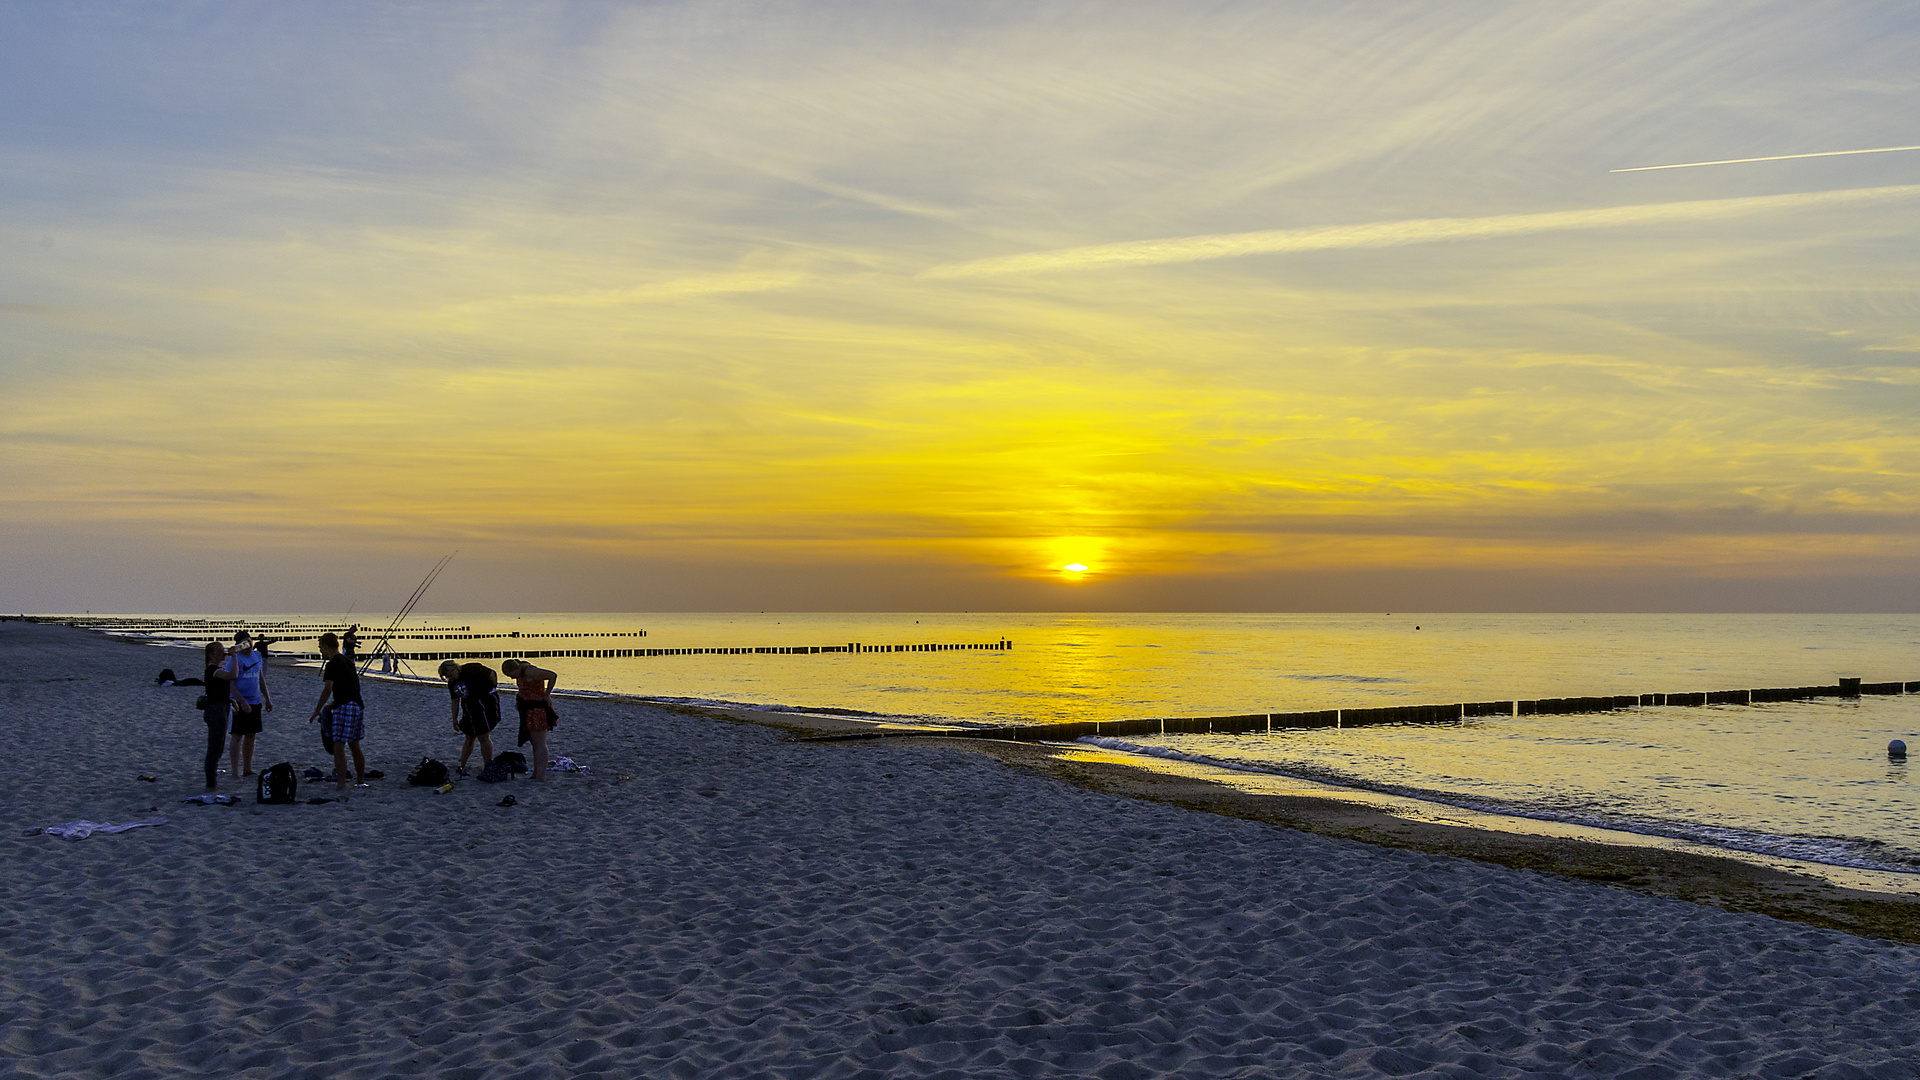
[4,1,1919,613]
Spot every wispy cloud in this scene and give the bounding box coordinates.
[452,271,808,313]
[922,185,1920,279]
[1611,145,1920,173]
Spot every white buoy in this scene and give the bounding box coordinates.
[1892,739,1908,760]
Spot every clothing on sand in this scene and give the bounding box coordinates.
[30,819,166,840]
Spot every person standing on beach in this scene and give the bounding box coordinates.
[199,641,236,791]
[440,659,500,776]
[308,632,367,791]
[225,630,272,777]
[501,658,557,781]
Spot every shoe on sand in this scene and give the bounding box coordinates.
[497,795,516,807]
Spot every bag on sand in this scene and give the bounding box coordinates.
[477,758,513,783]
[408,758,449,787]
[256,762,298,805]
[494,751,529,775]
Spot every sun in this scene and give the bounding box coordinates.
[1035,537,1110,582]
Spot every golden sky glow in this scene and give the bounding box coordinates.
[3,2,1919,612]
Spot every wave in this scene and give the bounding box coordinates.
[1285,673,1410,684]
[1075,736,1920,875]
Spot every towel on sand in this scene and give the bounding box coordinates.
[28,818,167,840]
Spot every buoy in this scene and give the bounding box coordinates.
[1891,739,1908,760]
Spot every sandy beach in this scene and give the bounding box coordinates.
[5,619,1919,1079]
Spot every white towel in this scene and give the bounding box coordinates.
[32,818,167,840]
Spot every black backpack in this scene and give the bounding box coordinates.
[495,751,529,775]
[408,758,449,787]
[256,762,297,805]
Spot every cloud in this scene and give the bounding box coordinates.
[452,270,809,312]
[1612,144,1920,173]
[922,185,1920,279]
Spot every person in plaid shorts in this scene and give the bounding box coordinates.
[308,632,368,791]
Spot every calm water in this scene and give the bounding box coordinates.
[116,612,1920,871]
[1122,697,1920,872]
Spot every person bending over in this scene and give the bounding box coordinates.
[502,658,559,781]
[440,659,500,775]
[224,630,272,777]
[309,632,368,791]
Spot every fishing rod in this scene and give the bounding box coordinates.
[359,553,455,675]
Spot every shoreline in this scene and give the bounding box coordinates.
[711,707,1920,944]
[119,627,1920,942]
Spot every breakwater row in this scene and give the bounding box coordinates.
[32,615,648,644]
[946,676,1919,743]
[284,639,1016,663]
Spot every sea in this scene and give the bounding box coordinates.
[98,611,1920,876]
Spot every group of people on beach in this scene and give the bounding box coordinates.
[439,657,559,782]
[193,629,561,792]
[196,630,273,791]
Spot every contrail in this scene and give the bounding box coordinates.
[1612,145,1920,173]
[921,184,1920,279]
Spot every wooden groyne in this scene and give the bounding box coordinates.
[942,676,1919,744]
[34,616,649,646]
[32,615,1015,664]
[42,616,484,635]
[281,639,1015,663]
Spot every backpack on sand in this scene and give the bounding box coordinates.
[494,751,529,775]
[408,758,449,787]
[256,762,298,805]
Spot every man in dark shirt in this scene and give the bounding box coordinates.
[439,659,500,776]
[309,632,368,791]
